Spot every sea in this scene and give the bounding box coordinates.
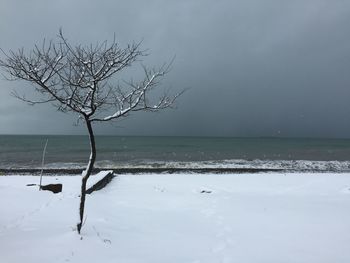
[1,135,350,172]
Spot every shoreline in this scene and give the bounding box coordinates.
[0,167,283,175]
[2,159,350,174]
[1,167,348,175]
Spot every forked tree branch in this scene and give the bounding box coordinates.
[0,30,181,122]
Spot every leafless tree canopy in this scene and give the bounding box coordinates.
[0,29,181,122]
[0,30,183,234]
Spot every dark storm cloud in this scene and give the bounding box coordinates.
[1,0,350,137]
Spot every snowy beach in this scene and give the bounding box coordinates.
[1,172,350,263]
[1,0,350,262]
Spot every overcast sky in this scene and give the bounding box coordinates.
[1,0,350,137]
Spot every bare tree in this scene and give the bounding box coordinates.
[0,30,182,234]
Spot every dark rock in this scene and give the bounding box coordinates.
[40,184,62,194]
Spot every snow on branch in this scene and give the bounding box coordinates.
[0,30,183,121]
[90,62,181,122]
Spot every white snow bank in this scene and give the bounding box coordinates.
[1,173,350,263]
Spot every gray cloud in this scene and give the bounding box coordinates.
[1,0,350,137]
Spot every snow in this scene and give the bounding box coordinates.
[40,75,49,83]
[80,107,92,115]
[1,173,350,263]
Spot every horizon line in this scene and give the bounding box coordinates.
[1,134,350,140]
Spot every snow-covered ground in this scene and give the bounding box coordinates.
[1,173,350,263]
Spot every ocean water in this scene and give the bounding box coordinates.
[1,135,350,171]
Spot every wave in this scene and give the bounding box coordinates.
[14,159,350,172]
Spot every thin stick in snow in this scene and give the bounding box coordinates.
[39,139,49,190]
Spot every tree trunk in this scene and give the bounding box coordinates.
[77,118,96,234]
